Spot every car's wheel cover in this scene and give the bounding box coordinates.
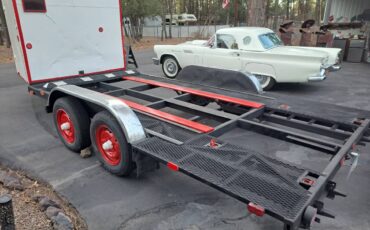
[95,124,121,166]
[255,75,271,89]
[164,58,178,77]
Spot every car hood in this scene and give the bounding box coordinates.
[268,46,329,59]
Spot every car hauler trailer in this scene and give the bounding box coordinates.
[3,1,370,229]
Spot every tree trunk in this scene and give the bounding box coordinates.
[234,0,238,27]
[247,0,268,27]
[316,0,321,23]
[0,0,11,48]
[161,0,167,41]
[286,0,290,19]
[123,19,131,44]
[273,0,279,30]
[226,4,230,25]
[167,0,173,39]
[298,0,305,21]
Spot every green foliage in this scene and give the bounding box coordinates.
[122,0,162,20]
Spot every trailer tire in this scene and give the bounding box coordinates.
[53,97,91,152]
[90,111,133,176]
[301,206,317,229]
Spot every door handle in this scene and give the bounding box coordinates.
[231,52,240,57]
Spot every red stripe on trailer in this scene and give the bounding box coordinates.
[12,0,32,83]
[113,97,214,133]
[118,0,126,71]
[123,76,265,109]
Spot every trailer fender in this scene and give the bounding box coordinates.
[47,85,146,144]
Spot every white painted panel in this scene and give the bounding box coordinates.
[2,1,28,82]
[16,0,124,82]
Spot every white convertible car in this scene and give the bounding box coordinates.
[153,27,342,90]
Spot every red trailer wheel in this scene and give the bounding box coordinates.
[95,124,121,166]
[90,111,134,176]
[56,109,75,144]
[53,97,91,152]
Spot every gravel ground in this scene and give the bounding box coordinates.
[130,37,190,51]
[0,165,87,230]
[0,45,13,64]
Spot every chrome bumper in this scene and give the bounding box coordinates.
[308,75,327,81]
[152,58,160,65]
[308,69,327,82]
[329,64,341,72]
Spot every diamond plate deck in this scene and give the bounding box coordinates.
[133,135,310,221]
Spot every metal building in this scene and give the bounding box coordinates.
[324,0,370,23]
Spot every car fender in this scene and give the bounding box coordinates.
[159,53,181,66]
[244,62,277,81]
[154,45,181,65]
[296,47,341,65]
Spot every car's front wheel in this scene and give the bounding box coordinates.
[162,56,181,79]
[255,75,276,91]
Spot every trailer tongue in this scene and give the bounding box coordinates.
[28,67,370,230]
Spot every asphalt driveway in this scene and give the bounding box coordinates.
[0,51,370,230]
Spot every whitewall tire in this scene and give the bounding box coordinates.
[255,75,276,91]
[162,56,181,78]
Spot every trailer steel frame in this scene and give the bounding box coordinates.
[29,69,370,230]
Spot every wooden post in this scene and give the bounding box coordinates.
[0,195,15,230]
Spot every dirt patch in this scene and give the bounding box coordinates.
[0,45,13,64]
[130,37,191,51]
[0,165,87,230]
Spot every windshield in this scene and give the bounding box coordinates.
[259,33,283,49]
